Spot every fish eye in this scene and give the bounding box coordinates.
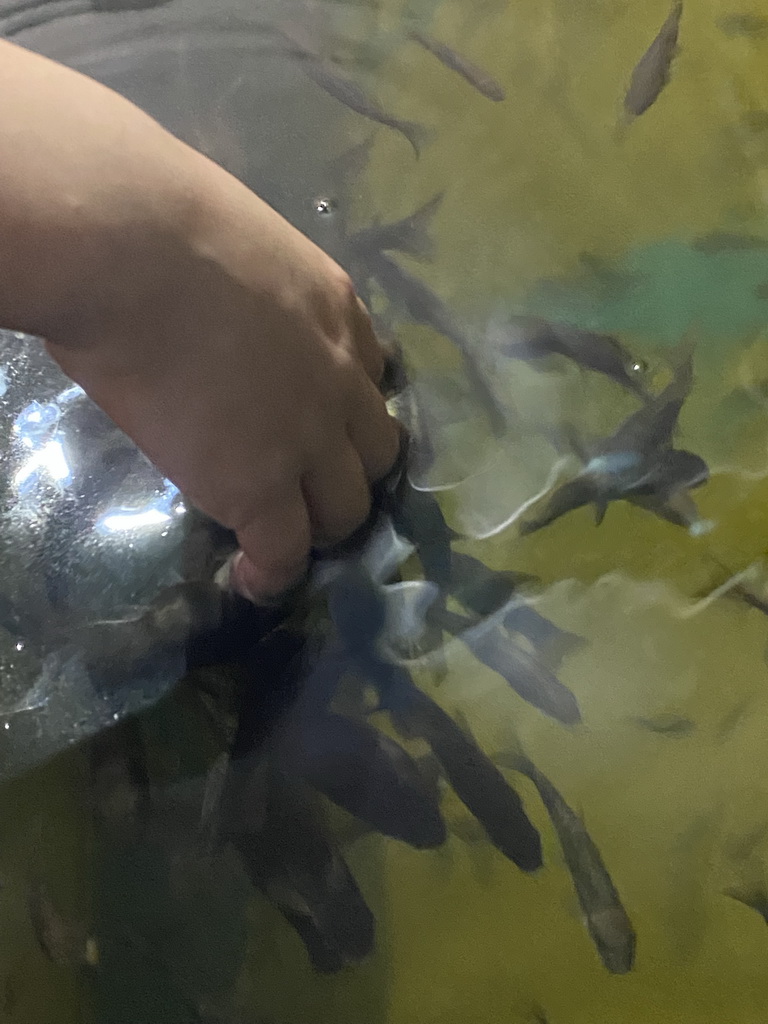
[313,196,338,217]
[628,359,647,375]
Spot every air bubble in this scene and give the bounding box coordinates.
[313,197,337,217]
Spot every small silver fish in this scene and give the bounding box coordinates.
[409,30,506,102]
[623,1,683,120]
[349,193,443,262]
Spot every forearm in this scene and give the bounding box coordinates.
[0,39,201,346]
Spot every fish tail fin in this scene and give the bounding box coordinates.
[594,500,608,525]
[401,192,444,260]
[401,120,433,158]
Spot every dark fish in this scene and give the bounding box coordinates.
[80,580,280,684]
[409,30,506,101]
[279,710,446,848]
[718,13,768,38]
[521,447,706,534]
[234,770,375,972]
[391,482,454,590]
[361,250,508,435]
[632,713,695,736]
[724,884,768,924]
[28,883,99,969]
[280,28,429,157]
[693,231,768,254]
[522,340,701,533]
[497,316,648,397]
[623,1,683,120]
[448,550,537,617]
[437,607,582,725]
[89,719,151,836]
[499,752,636,974]
[349,193,443,263]
[726,581,768,617]
[502,604,586,669]
[389,684,542,870]
[604,335,694,455]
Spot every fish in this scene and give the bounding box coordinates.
[360,515,415,583]
[522,341,703,534]
[496,316,649,397]
[349,193,443,262]
[380,580,442,658]
[280,27,430,157]
[447,551,537,617]
[278,709,447,848]
[234,769,375,972]
[360,250,508,435]
[436,607,582,725]
[604,334,694,455]
[498,751,636,974]
[623,1,683,120]
[502,604,586,669]
[89,719,151,835]
[693,232,768,254]
[390,482,454,590]
[387,683,542,870]
[724,883,768,924]
[80,580,282,685]
[28,882,99,969]
[632,713,695,736]
[408,30,506,101]
[718,13,768,38]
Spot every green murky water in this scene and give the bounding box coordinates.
[7,1,768,1022]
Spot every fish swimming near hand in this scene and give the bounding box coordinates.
[279,26,430,157]
[278,707,447,849]
[360,249,508,436]
[409,30,506,101]
[234,769,375,973]
[447,551,536,617]
[623,0,683,121]
[497,750,636,974]
[436,607,582,724]
[385,681,542,871]
[349,193,443,263]
[521,339,705,534]
[495,316,649,397]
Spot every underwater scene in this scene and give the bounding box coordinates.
[5,0,768,1021]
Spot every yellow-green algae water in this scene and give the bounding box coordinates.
[10,0,768,1021]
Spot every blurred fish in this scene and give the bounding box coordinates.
[498,751,636,974]
[522,341,704,534]
[632,713,695,736]
[436,607,582,725]
[495,316,648,397]
[447,551,537,617]
[279,709,446,848]
[89,719,151,837]
[349,193,443,262]
[602,333,695,454]
[390,482,453,589]
[724,883,768,924]
[234,770,374,972]
[386,683,542,870]
[623,1,683,121]
[718,13,768,38]
[408,30,506,101]
[360,515,415,583]
[361,250,508,435]
[381,580,441,657]
[279,26,429,157]
[28,883,99,969]
[502,604,586,669]
[694,231,768,254]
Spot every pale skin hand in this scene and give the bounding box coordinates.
[0,40,400,601]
